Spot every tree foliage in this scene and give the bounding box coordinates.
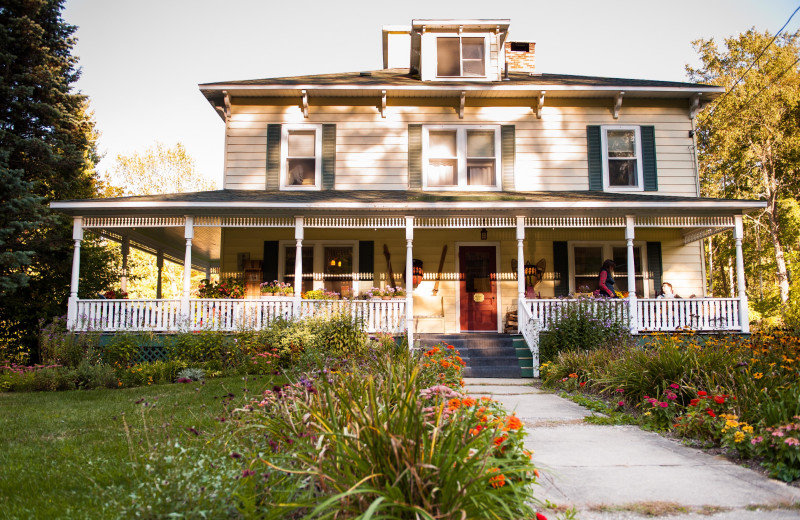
[689,29,800,309]
[103,142,217,298]
[0,0,117,362]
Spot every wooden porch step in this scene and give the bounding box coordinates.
[418,333,533,379]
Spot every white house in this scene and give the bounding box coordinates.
[52,19,764,354]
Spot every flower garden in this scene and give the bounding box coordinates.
[0,313,552,519]
[541,330,800,482]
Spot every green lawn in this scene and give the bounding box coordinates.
[0,375,285,519]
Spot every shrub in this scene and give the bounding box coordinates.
[39,317,101,368]
[539,299,630,363]
[103,332,145,366]
[75,361,117,389]
[176,367,205,382]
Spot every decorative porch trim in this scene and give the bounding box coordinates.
[682,227,729,245]
[525,216,625,228]
[635,216,734,228]
[194,216,294,227]
[83,216,185,228]
[95,229,209,271]
[304,216,406,228]
[416,217,516,228]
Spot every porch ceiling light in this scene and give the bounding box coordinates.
[480,227,488,240]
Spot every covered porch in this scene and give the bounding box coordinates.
[52,191,763,352]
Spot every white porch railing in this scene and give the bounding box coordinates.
[525,298,630,331]
[521,297,744,333]
[519,303,541,377]
[72,298,406,334]
[76,299,183,331]
[636,298,741,332]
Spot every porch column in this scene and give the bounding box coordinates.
[66,216,83,330]
[182,216,194,322]
[625,215,638,334]
[405,216,414,348]
[156,251,164,300]
[294,216,304,318]
[734,215,750,333]
[516,216,526,333]
[120,236,130,293]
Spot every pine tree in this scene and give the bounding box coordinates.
[0,0,117,361]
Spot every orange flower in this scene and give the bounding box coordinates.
[504,415,523,431]
[469,425,483,435]
[533,468,540,478]
[461,397,476,407]
[488,468,506,488]
[447,398,461,410]
[568,373,578,379]
[493,434,508,446]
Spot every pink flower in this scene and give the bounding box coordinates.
[751,436,763,445]
[772,431,785,437]
[670,383,680,389]
[659,402,669,408]
[616,388,625,393]
[618,401,625,407]
[784,438,800,446]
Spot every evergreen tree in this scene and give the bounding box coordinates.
[0,0,116,361]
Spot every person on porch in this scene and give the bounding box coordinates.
[658,282,678,299]
[597,259,617,298]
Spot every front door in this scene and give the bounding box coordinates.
[459,246,498,331]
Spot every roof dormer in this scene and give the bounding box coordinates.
[409,19,510,81]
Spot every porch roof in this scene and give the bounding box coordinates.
[51,189,765,217]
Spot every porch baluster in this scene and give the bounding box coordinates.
[67,216,83,330]
[182,216,194,327]
[733,215,750,333]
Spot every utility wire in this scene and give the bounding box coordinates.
[702,4,800,119]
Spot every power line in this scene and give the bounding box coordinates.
[703,4,800,118]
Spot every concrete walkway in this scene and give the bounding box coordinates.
[463,378,800,520]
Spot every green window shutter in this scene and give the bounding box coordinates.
[358,241,374,280]
[322,124,336,190]
[646,242,663,297]
[553,241,569,297]
[586,125,602,191]
[262,241,279,282]
[266,124,281,190]
[501,125,515,191]
[408,124,422,190]
[641,126,658,192]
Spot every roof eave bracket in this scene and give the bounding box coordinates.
[458,91,465,119]
[536,90,546,119]
[301,90,309,118]
[222,90,231,122]
[613,91,624,119]
[380,90,387,118]
[689,93,702,119]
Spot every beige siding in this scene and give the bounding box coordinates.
[224,99,698,195]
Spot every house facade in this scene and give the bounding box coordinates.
[52,19,764,346]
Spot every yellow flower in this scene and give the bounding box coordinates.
[742,425,754,434]
[733,431,745,443]
[753,372,763,379]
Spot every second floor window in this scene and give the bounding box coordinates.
[281,124,321,190]
[602,126,643,191]
[423,126,500,190]
[437,37,486,77]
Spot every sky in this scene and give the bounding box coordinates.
[62,0,800,187]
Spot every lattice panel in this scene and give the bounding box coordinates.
[134,346,168,364]
[683,227,729,244]
[636,216,734,228]
[525,217,625,228]
[83,216,185,228]
[304,216,406,228]
[416,217,516,228]
[195,216,294,227]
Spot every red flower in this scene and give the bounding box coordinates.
[536,513,548,520]
[706,409,716,418]
[714,396,725,404]
[697,391,708,396]
[579,381,586,387]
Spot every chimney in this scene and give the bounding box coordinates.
[382,25,411,69]
[505,40,536,73]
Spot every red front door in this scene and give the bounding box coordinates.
[459,246,497,331]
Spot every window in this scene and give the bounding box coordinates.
[278,241,359,298]
[437,37,486,77]
[601,126,643,191]
[423,126,500,190]
[569,242,647,296]
[281,124,321,190]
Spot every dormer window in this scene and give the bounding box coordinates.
[436,37,486,77]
